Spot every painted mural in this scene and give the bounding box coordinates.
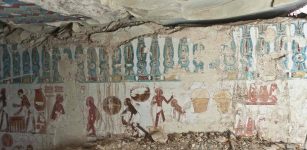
[2,21,307,84]
[0,19,307,149]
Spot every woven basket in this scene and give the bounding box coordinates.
[192,98,209,113]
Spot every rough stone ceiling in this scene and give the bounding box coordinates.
[17,0,307,25]
[0,0,85,24]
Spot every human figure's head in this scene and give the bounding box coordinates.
[155,88,163,96]
[17,89,24,97]
[271,83,277,91]
[86,96,95,108]
[124,98,131,106]
[55,94,64,104]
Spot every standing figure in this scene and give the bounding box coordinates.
[0,89,8,131]
[86,96,98,136]
[13,89,35,132]
[151,88,173,128]
[51,94,65,120]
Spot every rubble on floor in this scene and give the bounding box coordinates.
[64,131,301,150]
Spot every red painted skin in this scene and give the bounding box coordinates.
[51,94,65,120]
[269,83,278,103]
[248,84,257,103]
[86,96,97,136]
[151,88,173,128]
[245,117,255,136]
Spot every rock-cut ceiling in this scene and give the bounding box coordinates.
[1,0,307,25]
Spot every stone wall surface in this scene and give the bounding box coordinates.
[0,18,307,149]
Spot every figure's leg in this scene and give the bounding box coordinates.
[161,110,165,122]
[155,112,160,128]
[0,111,4,130]
[92,123,96,136]
[173,109,176,119]
[5,112,8,131]
[178,113,181,121]
[31,113,36,131]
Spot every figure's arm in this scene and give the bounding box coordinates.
[165,95,174,104]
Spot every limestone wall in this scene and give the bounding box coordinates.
[0,18,307,149]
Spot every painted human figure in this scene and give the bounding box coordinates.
[0,89,8,131]
[151,88,173,128]
[121,98,139,136]
[86,96,98,136]
[258,85,269,102]
[268,83,278,103]
[170,99,185,121]
[13,89,35,132]
[245,117,255,136]
[247,83,257,103]
[235,119,244,135]
[51,94,65,120]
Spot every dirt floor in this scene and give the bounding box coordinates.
[63,131,302,150]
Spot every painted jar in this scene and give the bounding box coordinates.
[34,89,46,112]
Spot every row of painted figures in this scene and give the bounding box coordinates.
[0,88,64,134]
[85,87,186,137]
